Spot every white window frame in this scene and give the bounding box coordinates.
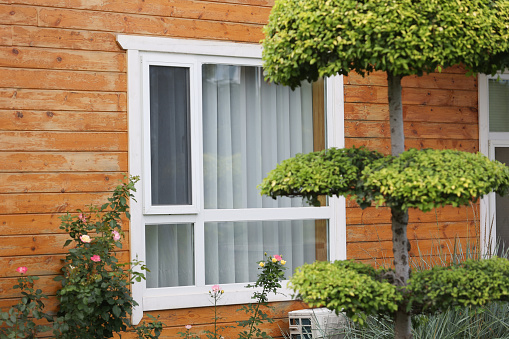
[478,72,509,256]
[117,35,346,324]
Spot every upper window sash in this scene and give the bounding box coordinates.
[141,55,200,214]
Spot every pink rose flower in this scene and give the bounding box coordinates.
[90,255,101,262]
[185,325,192,330]
[80,234,91,243]
[212,284,220,292]
[112,230,121,241]
[78,213,87,223]
[16,266,27,274]
[274,254,282,262]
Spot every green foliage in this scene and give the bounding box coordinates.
[408,257,509,314]
[364,149,509,211]
[53,176,146,338]
[258,147,384,208]
[134,315,164,339]
[289,257,509,327]
[288,260,402,325]
[237,253,287,339]
[262,0,509,88]
[261,148,509,212]
[0,274,52,339]
[342,302,509,339]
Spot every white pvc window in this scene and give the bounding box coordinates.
[479,72,509,256]
[118,35,346,323]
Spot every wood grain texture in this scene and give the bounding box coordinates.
[0,47,126,72]
[344,103,478,124]
[0,152,127,172]
[38,8,265,43]
[0,110,127,131]
[0,212,129,235]
[0,192,123,215]
[0,68,126,91]
[0,233,129,256]
[0,251,130,277]
[0,172,126,193]
[0,4,38,26]
[0,89,126,111]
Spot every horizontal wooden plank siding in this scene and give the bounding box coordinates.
[0,0,480,337]
[343,66,480,266]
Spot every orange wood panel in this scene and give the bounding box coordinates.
[344,103,478,124]
[347,237,477,260]
[1,275,62,298]
[0,192,117,215]
[10,26,121,51]
[0,251,130,277]
[345,71,477,90]
[142,301,309,327]
[347,221,477,243]
[347,205,478,225]
[0,213,130,236]
[0,4,38,25]
[38,8,265,43]
[0,68,126,92]
[345,85,477,107]
[0,25,12,45]
[345,120,478,140]
[0,110,127,132]
[0,131,127,151]
[0,47,126,72]
[0,152,127,172]
[0,172,126,193]
[0,233,130,256]
[0,89,126,111]
[7,0,272,24]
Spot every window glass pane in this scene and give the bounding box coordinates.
[150,66,192,205]
[146,223,195,288]
[489,79,509,132]
[495,147,509,255]
[202,64,323,209]
[204,220,328,284]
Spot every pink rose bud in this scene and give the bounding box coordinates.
[78,213,87,223]
[16,266,27,274]
[90,255,101,262]
[112,230,121,241]
[185,325,192,330]
[212,284,220,292]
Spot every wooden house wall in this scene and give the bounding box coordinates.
[344,68,480,266]
[0,1,480,337]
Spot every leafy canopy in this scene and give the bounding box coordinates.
[259,147,509,212]
[262,0,509,87]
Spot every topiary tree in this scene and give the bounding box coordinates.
[261,0,509,337]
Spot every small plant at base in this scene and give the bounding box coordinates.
[203,284,229,339]
[237,253,286,339]
[0,267,53,338]
[178,325,200,339]
[52,176,146,338]
[134,314,164,339]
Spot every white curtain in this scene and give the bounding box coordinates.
[202,64,319,284]
[146,223,194,288]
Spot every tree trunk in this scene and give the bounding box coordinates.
[388,72,412,339]
[392,207,411,339]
